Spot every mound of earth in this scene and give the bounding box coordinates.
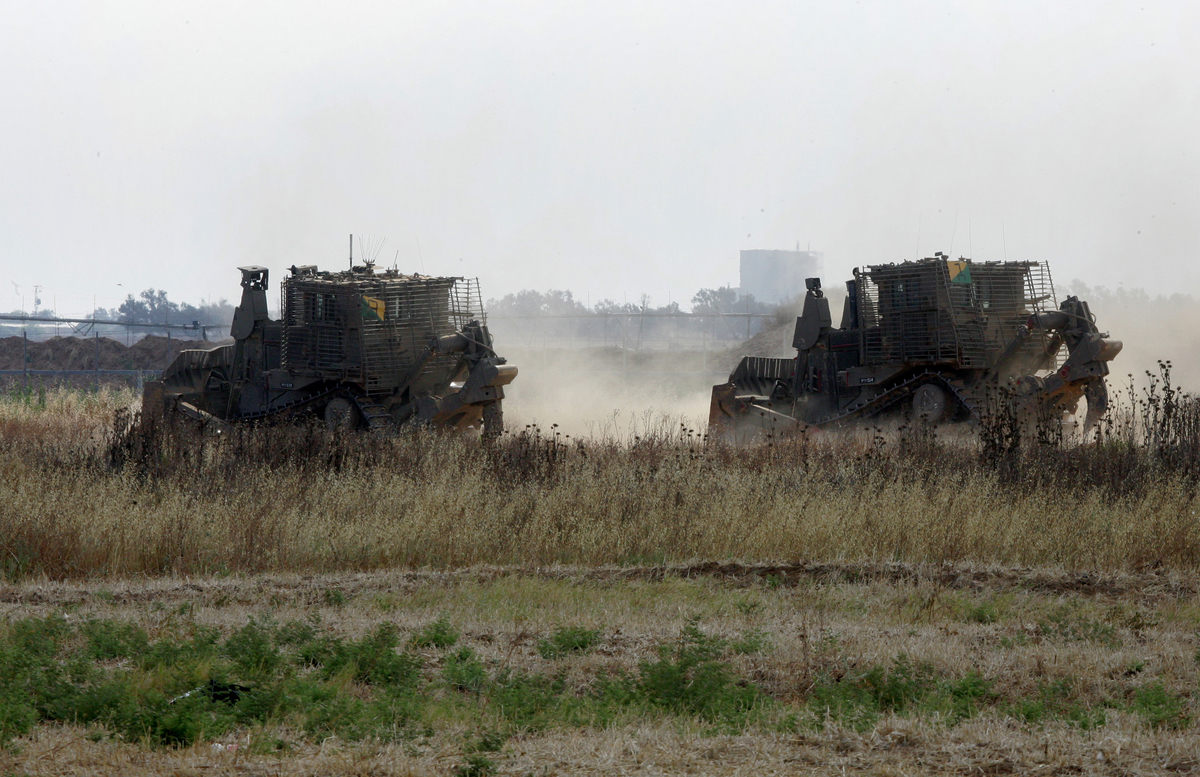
[0,335,228,372]
[715,318,796,374]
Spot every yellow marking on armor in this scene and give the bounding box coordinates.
[361,296,386,321]
[946,260,973,284]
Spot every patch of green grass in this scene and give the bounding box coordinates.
[331,624,423,687]
[1037,607,1120,649]
[454,753,497,777]
[490,669,569,729]
[1006,677,1107,729]
[443,647,488,694]
[730,628,770,655]
[807,655,995,732]
[225,619,282,679]
[373,593,400,612]
[953,593,1014,625]
[467,729,507,752]
[412,616,459,649]
[962,601,998,624]
[537,626,600,659]
[733,596,762,616]
[14,609,1136,754]
[1131,682,1189,729]
[631,621,768,730]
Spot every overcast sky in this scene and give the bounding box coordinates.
[2,0,1196,316]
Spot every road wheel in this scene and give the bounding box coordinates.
[324,397,359,432]
[912,384,950,423]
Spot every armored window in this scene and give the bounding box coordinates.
[889,276,932,311]
[306,292,337,322]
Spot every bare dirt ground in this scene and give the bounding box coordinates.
[3,562,1198,775]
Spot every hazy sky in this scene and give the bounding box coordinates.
[2,0,1196,316]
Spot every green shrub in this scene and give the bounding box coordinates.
[225,620,281,679]
[0,687,36,748]
[1006,677,1106,729]
[141,625,221,670]
[81,619,149,661]
[633,622,765,728]
[7,616,69,662]
[454,753,496,777]
[490,669,567,729]
[412,617,459,649]
[443,647,488,694]
[275,620,318,647]
[538,626,600,659]
[962,601,998,624]
[808,655,994,731]
[730,629,770,655]
[0,612,785,750]
[1132,682,1189,729]
[328,624,422,687]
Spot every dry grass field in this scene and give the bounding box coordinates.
[1,382,1199,774]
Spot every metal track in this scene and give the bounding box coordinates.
[808,370,982,428]
[353,396,398,435]
[228,387,339,423]
[205,385,400,437]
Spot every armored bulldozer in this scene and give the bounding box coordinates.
[143,263,516,436]
[710,254,1122,438]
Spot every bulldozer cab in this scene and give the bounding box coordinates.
[854,256,1057,371]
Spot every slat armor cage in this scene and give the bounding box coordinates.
[857,259,1058,370]
[281,272,486,394]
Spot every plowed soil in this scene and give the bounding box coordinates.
[0,334,226,372]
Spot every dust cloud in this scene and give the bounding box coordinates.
[495,345,717,439]
[1064,282,1200,393]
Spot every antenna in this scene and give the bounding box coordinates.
[1002,222,1009,261]
[349,233,354,270]
[357,235,386,266]
[415,238,426,274]
[948,209,959,256]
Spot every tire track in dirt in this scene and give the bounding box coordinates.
[2,560,1195,608]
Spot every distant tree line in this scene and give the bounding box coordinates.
[92,289,235,326]
[484,287,784,345]
[486,286,778,318]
